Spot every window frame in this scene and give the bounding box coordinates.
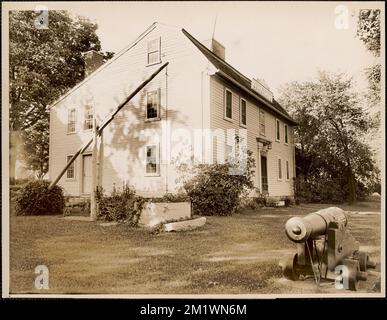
[286,160,290,181]
[225,142,234,163]
[284,124,289,145]
[67,108,76,134]
[145,144,160,176]
[259,110,265,136]
[145,89,161,121]
[146,37,161,66]
[239,98,247,127]
[66,155,76,180]
[275,119,281,142]
[84,105,94,131]
[277,157,283,181]
[224,88,233,122]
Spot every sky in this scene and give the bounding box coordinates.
[61,1,383,96]
[5,1,383,96]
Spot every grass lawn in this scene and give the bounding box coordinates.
[9,201,381,295]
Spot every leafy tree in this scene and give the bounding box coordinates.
[357,9,381,57]
[279,71,377,203]
[9,11,114,178]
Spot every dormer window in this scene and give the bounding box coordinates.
[147,37,161,65]
[84,105,93,130]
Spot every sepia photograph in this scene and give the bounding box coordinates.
[1,1,385,301]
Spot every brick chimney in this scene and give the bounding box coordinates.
[82,50,105,77]
[202,38,226,60]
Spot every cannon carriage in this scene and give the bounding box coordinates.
[280,207,376,291]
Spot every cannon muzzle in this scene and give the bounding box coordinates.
[285,207,347,243]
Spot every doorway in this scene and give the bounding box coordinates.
[82,154,92,194]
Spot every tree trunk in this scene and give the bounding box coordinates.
[347,165,356,204]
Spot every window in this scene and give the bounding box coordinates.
[66,155,75,179]
[278,158,282,180]
[67,108,76,133]
[147,37,161,65]
[225,143,233,162]
[224,89,233,120]
[240,98,247,127]
[146,145,159,175]
[284,124,288,144]
[84,105,93,130]
[286,160,290,180]
[259,110,265,135]
[276,119,281,141]
[146,89,160,120]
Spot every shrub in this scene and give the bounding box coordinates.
[148,192,190,203]
[15,180,65,215]
[182,150,255,216]
[95,185,146,225]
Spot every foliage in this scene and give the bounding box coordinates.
[357,9,381,138]
[95,186,146,225]
[147,192,190,203]
[9,11,114,177]
[182,150,255,216]
[279,71,378,203]
[15,180,65,215]
[356,9,381,57]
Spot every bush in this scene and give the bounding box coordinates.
[148,192,190,203]
[15,180,65,215]
[183,150,255,216]
[96,185,146,225]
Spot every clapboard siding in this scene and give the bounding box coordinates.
[209,74,294,197]
[49,23,210,196]
[49,22,294,198]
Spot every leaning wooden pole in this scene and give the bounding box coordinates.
[48,62,169,191]
[90,118,98,221]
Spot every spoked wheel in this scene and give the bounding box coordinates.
[280,253,300,281]
[357,251,369,272]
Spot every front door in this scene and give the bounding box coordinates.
[261,155,268,194]
[82,154,92,194]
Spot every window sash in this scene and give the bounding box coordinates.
[146,145,158,174]
[147,38,160,65]
[240,99,247,126]
[284,124,288,144]
[84,106,93,130]
[225,144,233,162]
[259,111,265,135]
[225,89,232,119]
[66,155,75,179]
[286,160,290,180]
[146,90,160,119]
[67,109,76,133]
[276,119,281,141]
[278,158,282,180]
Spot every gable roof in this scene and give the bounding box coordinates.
[48,22,158,109]
[182,29,297,125]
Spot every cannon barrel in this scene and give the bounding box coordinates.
[285,207,347,243]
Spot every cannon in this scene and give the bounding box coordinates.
[279,207,376,290]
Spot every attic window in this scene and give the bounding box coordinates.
[147,37,161,65]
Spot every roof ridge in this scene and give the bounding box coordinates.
[182,28,252,84]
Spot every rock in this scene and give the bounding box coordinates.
[163,217,206,232]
